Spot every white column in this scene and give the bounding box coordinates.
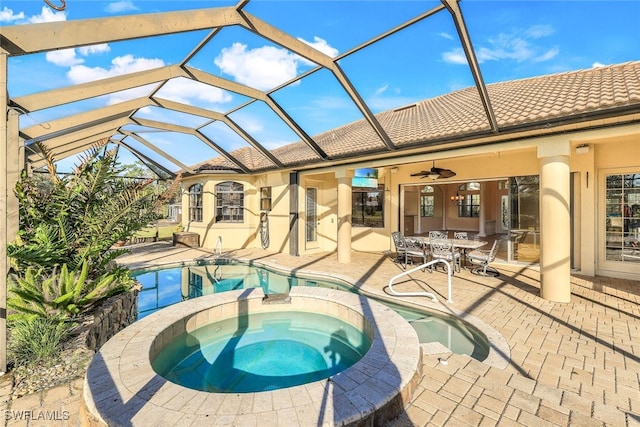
[336,170,354,264]
[538,141,571,303]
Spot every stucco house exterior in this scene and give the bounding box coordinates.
[179,61,640,303]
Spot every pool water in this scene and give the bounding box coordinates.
[132,260,489,361]
[152,311,370,393]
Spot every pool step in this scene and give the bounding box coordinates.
[262,293,291,304]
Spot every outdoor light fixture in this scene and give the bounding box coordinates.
[576,144,590,154]
[451,193,463,203]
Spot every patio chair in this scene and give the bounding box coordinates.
[392,231,428,270]
[453,231,468,240]
[429,238,461,274]
[429,230,448,239]
[467,240,500,277]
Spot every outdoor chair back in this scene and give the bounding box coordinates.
[429,230,447,239]
[392,231,427,270]
[430,238,461,273]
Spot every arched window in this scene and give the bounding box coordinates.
[188,183,203,222]
[420,185,435,217]
[458,182,480,218]
[215,181,244,223]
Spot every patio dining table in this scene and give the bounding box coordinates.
[407,236,488,269]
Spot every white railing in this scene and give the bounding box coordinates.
[387,259,453,303]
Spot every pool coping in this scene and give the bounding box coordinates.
[83,287,423,426]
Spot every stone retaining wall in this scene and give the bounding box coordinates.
[85,285,141,352]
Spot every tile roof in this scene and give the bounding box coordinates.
[196,61,640,173]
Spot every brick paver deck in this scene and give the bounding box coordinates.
[2,242,639,426]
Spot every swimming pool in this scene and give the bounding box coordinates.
[132,259,490,361]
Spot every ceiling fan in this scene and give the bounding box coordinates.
[410,160,456,180]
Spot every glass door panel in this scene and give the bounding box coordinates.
[305,187,318,245]
[508,176,540,263]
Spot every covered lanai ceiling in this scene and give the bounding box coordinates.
[2,0,640,178]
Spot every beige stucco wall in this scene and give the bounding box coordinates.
[180,129,639,280]
[180,172,290,252]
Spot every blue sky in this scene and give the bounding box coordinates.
[3,0,639,173]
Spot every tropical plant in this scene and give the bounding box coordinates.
[8,141,180,279]
[8,316,74,365]
[7,261,134,319]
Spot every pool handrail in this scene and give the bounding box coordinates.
[388,259,453,303]
[214,235,222,258]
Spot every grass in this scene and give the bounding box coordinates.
[132,223,180,241]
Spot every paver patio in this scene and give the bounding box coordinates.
[2,242,639,426]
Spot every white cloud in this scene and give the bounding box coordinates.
[46,49,84,66]
[213,37,339,90]
[78,44,111,56]
[214,43,300,90]
[525,24,555,39]
[592,62,607,68]
[156,77,233,105]
[442,48,468,65]
[67,54,164,84]
[28,6,66,23]
[444,24,557,65]
[438,32,454,40]
[0,6,25,22]
[46,44,111,67]
[374,84,389,97]
[298,36,339,58]
[2,5,65,24]
[532,47,559,63]
[105,1,139,13]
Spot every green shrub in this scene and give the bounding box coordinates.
[8,316,74,365]
[8,261,135,319]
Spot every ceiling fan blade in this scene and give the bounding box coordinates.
[436,168,456,178]
[411,161,456,179]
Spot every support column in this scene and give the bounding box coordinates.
[538,141,571,303]
[399,185,405,235]
[289,172,299,256]
[1,51,10,374]
[336,170,354,264]
[478,182,487,237]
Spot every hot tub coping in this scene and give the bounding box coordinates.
[83,287,422,426]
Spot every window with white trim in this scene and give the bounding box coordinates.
[188,183,203,222]
[215,181,244,223]
[605,173,640,263]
